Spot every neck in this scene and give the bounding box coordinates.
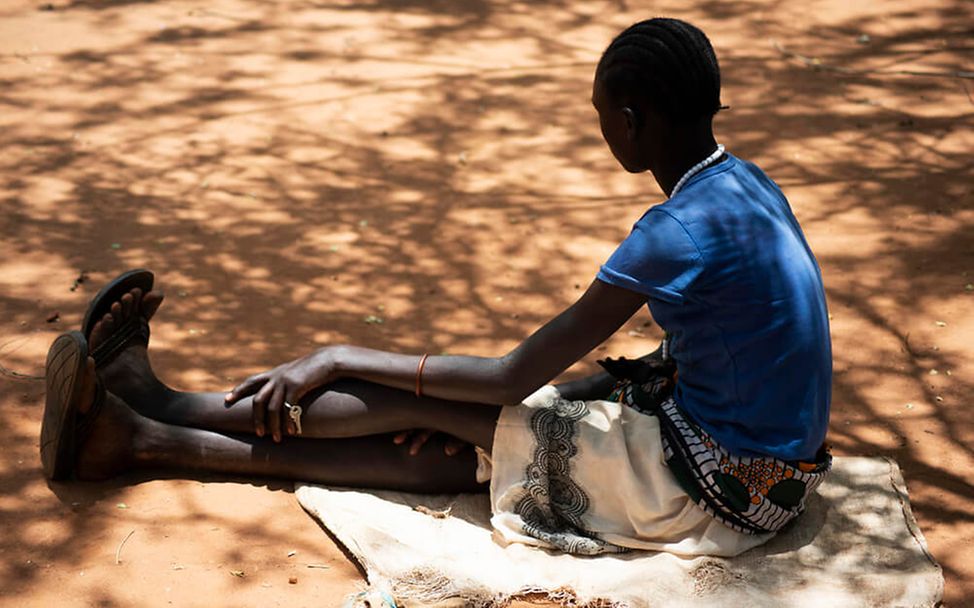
[653,124,719,197]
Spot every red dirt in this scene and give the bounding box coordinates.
[1,0,971,606]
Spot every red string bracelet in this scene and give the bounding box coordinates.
[415,353,430,397]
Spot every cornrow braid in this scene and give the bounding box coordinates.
[596,18,722,124]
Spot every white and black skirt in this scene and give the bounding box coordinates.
[478,386,773,557]
[477,361,830,556]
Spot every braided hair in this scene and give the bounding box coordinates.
[596,18,723,124]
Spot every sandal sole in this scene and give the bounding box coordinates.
[40,331,88,481]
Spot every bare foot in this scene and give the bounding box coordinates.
[73,355,142,481]
[88,287,168,411]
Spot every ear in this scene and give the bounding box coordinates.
[621,107,641,141]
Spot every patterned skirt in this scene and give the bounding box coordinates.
[607,366,831,535]
[480,358,830,555]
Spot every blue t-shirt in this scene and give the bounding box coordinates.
[597,153,831,461]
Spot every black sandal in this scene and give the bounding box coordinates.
[81,269,154,367]
[39,331,106,480]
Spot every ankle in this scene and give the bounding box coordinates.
[102,361,173,410]
[130,414,166,466]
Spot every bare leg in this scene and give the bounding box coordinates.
[136,416,484,493]
[90,289,500,449]
[106,358,501,449]
[75,365,482,492]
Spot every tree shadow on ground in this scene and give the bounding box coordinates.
[0,0,971,604]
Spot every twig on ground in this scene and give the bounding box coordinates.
[902,332,916,357]
[115,530,135,565]
[0,338,44,381]
[771,40,974,80]
[0,362,44,381]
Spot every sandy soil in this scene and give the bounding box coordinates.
[1,0,971,606]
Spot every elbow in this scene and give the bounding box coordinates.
[497,387,533,407]
[494,356,541,406]
[496,386,531,407]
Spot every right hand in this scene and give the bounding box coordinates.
[224,346,340,442]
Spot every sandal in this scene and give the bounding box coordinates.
[80,269,154,367]
[39,331,105,480]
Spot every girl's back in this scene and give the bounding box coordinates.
[597,153,831,461]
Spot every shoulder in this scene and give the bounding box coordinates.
[676,154,785,206]
[661,154,789,228]
[627,206,702,256]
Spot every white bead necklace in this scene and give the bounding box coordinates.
[669,144,725,198]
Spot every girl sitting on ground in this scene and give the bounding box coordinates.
[41,17,831,557]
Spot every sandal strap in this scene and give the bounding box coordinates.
[91,317,150,368]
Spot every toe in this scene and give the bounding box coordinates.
[142,290,164,321]
[110,301,122,321]
[120,292,134,319]
[98,313,115,345]
[130,288,143,316]
[89,313,112,351]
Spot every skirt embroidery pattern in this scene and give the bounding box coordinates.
[511,395,628,555]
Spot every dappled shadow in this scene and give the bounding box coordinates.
[0,0,971,604]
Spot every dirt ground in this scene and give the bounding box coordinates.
[0,0,971,606]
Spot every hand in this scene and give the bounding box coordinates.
[393,429,469,456]
[224,347,339,442]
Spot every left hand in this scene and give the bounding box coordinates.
[224,346,339,442]
[393,429,470,456]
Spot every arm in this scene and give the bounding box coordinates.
[226,279,646,441]
[334,278,647,405]
[519,340,666,402]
